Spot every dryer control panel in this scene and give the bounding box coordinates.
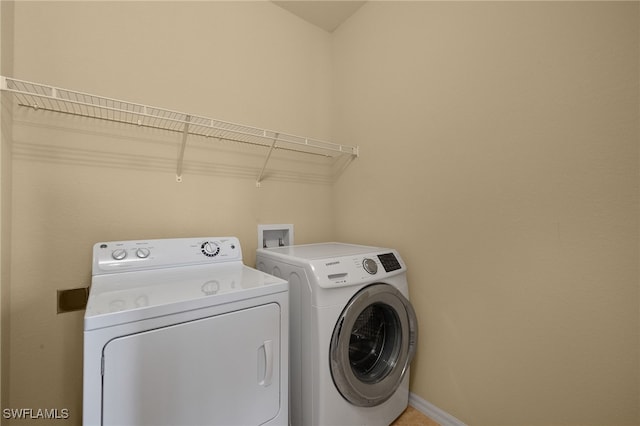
[93,237,242,275]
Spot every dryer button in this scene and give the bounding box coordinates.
[201,242,220,257]
[362,258,378,275]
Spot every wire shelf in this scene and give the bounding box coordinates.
[1,76,358,183]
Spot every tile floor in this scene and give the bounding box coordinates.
[391,405,441,426]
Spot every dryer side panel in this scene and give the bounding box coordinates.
[101,303,281,426]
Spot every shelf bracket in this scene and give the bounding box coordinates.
[333,148,358,181]
[176,115,191,182]
[256,133,279,187]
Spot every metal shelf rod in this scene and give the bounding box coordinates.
[1,76,359,182]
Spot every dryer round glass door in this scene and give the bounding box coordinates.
[329,283,418,407]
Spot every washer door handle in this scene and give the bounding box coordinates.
[258,340,273,387]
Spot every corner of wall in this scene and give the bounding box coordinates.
[0,0,15,414]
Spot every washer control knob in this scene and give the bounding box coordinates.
[136,248,151,259]
[112,248,127,260]
[363,258,378,275]
[201,242,220,257]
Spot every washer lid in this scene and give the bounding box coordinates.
[259,242,385,260]
[85,263,287,331]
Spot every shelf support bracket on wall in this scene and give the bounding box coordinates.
[256,133,279,187]
[333,147,359,181]
[176,115,191,182]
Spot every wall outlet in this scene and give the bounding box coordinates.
[258,224,294,249]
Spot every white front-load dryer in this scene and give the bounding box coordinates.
[256,243,418,426]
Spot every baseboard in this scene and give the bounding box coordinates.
[409,393,467,426]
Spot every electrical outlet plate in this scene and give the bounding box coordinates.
[258,224,294,249]
[57,287,89,313]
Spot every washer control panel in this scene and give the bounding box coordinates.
[93,237,242,275]
[313,251,405,288]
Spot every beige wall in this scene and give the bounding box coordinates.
[0,0,14,412]
[332,2,639,425]
[3,2,639,426]
[7,2,334,424]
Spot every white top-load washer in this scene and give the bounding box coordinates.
[256,242,418,426]
[84,237,288,426]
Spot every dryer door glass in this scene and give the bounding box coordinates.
[330,283,418,407]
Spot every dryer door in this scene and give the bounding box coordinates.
[101,303,281,426]
[329,283,418,407]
